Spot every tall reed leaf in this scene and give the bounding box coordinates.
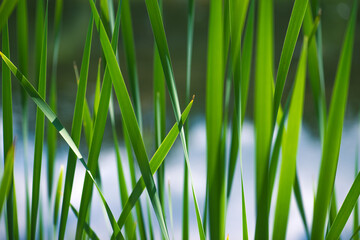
[273,0,308,122]
[47,0,63,197]
[183,0,195,237]
[273,37,307,239]
[254,0,273,237]
[206,0,225,237]
[54,166,64,228]
[58,8,94,239]
[30,3,48,238]
[1,20,18,240]
[326,171,360,239]
[16,0,31,237]
[311,0,358,238]
[0,50,125,240]
[0,144,15,216]
[70,204,100,240]
[88,1,169,238]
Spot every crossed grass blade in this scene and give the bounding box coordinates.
[311,0,358,238]
[0,49,124,240]
[0,143,15,216]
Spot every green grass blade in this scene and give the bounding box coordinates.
[121,0,142,131]
[272,38,308,239]
[47,0,63,197]
[75,1,123,238]
[241,169,248,240]
[326,171,360,239]
[153,0,166,222]
[227,0,254,200]
[272,0,308,123]
[1,19,17,240]
[88,1,170,238]
[183,0,195,237]
[58,9,94,239]
[54,166,64,228]
[0,144,15,216]
[254,0,273,237]
[34,0,44,81]
[311,0,358,238]
[12,176,19,240]
[168,182,174,240]
[206,0,225,237]
[93,58,102,120]
[355,145,359,239]
[70,204,100,240]
[294,173,310,238]
[147,198,155,240]
[115,100,193,233]
[303,6,326,143]
[30,2,48,238]
[0,43,124,240]
[0,0,17,33]
[109,93,135,238]
[16,0,31,237]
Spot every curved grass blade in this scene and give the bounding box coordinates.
[75,2,123,238]
[0,144,15,216]
[115,100,193,233]
[88,1,170,238]
[0,0,17,33]
[0,36,124,240]
[272,0,308,123]
[47,0,63,197]
[142,0,205,237]
[30,3,48,238]
[254,0,273,237]
[294,174,310,238]
[70,204,100,240]
[146,198,155,240]
[54,166,64,229]
[16,0,31,238]
[58,9,94,239]
[326,171,360,239]
[240,167,248,240]
[311,0,358,238]
[272,37,308,239]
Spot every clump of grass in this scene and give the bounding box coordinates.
[1,0,360,239]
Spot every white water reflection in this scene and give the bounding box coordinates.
[0,115,359,239]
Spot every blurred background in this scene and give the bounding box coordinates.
[1,0,360,238]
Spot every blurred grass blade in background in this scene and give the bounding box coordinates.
[0,0,17,33]
[16,0,31,238]
[311,0,358,238]
[30,2,48,238]
[183,0,195,237]
[53,166,63,230]
[58,5,94,239]
[2,18,19,239]
[0,144,15,216]
[273,37,307,239]
[47,0,63,198]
